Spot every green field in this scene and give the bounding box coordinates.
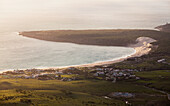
[135,70,170,93]
[0,70,170,106]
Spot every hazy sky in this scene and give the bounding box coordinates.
[0,0,170,30]
[1,0,169,14]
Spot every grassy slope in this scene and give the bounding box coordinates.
[135,70,170,93]
[0,76,169,106]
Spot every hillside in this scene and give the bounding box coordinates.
[20,29,170,53]
[155,23,170,32]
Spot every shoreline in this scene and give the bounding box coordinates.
[0,34,156,73]
[73,37,156,67]
[0,47,135,73]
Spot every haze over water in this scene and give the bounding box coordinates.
[0,0,170,31]
[0,0,169,71]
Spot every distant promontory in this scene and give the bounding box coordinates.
[155,23,170,32]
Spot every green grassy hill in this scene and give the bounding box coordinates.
[0,73,170,106]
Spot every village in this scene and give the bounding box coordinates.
[91,67,141,83]
[0,57,169,83]
[0,66,142,83]
[1,57,168,83]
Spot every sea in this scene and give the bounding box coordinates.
[0,0,169,71]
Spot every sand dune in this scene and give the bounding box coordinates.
[129,37,157,57]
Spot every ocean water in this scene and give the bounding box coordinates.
[0,0,169,71]
[0,32,135,71]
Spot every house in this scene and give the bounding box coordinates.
[98,72,104,75]
[112,77,116,83]
[113,73,118,76]
[94,72,105,76]
[129,75,136,78]
[136,77,140,80]
[94,73,98,76]
[157,59,166,63]
[61,77,72,81]
[96,68,103,71]
[55,71,63,74]
[105,77,111,80]
[55,75,59,78]
[32,74,39,78]
[118,72,123,76]
[24,75,31,79]
[108,92,135,98]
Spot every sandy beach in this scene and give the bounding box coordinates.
[72,37,157,67]
[34,36,156,69]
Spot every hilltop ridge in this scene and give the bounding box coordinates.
[155,23,170,32]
